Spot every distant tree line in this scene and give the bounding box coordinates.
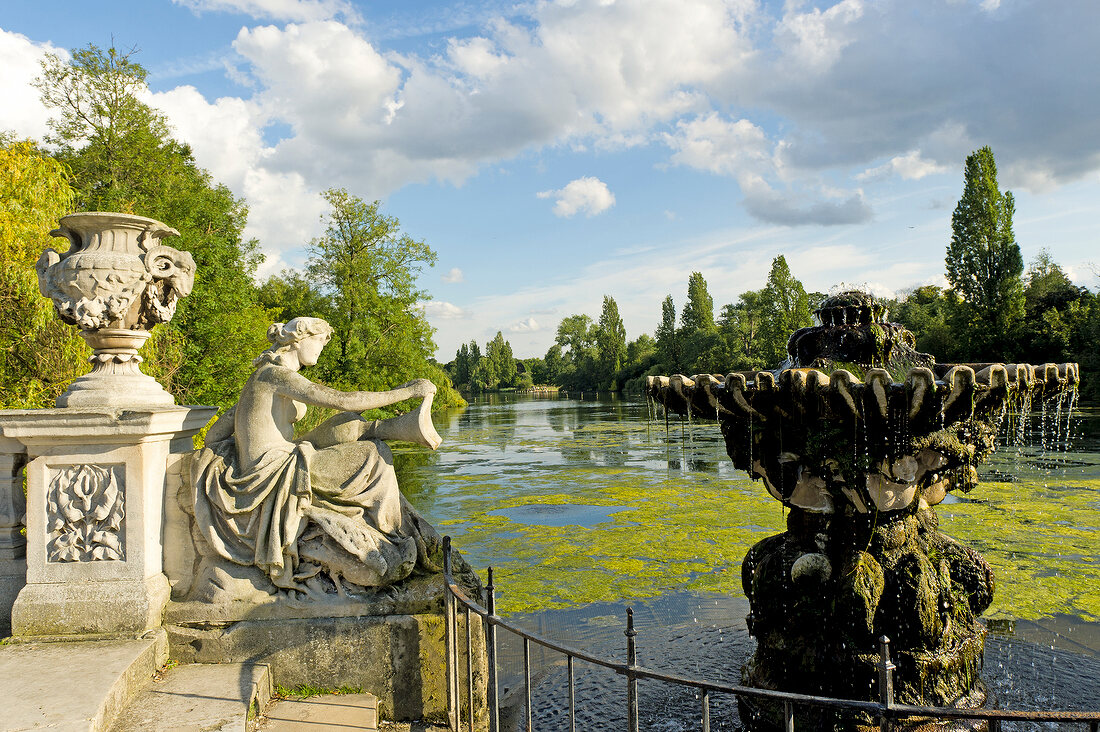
[450,146,1099,401]
[1,44,462,415]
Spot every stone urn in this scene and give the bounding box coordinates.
[646,291,1080,731]
[36,212,196,408]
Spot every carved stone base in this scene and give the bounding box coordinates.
[12,573,170,636]
[0,406,216,637]
[166,594,487,723]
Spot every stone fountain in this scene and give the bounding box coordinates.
[646,290,1080,731]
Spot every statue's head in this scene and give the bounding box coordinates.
[254,317,334,367]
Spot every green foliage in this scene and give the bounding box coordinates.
[946,146,1024,357]
[758,255,813,365]
[0,138,88,407]
[655,294,683,372]
[275,683,363,699]
[300,188,463,410]
[679,272,719,373]
[680,271,714,332]
[595,295,627,389]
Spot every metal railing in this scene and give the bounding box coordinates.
[442,538,1100,732]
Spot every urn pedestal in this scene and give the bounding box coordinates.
[0,406,215,636]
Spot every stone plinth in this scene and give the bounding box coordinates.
[165,573,486,724]
[0,406,215,636]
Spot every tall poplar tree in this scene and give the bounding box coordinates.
[946,146,1024,357]
[759,255,812,365]
[595,295,627,389]
[655,295,682,373]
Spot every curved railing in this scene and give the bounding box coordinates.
[442,538,1100,732]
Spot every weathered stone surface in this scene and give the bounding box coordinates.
[0,630,167,732]
[166,611,483,722]
[261,692,377,731]
[108,662,271,732]
[0,406,214,636]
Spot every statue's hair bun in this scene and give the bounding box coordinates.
[267,322,287,345]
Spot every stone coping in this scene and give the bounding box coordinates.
[0,405,217,444]
[167,575,449,625]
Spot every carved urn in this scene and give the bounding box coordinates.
[36,212,195,408]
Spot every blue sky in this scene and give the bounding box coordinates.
[3,0,1098,360]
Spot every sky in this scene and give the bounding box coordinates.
[2,0,1099,361]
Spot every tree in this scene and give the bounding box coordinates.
[37,44,272,407]
[655,295,683,373]
[626,333,656,366]
[36,45,172,212]
[305,188,462,408]
[1024,249,1081,314]
[452,342,473,387]
[946,146,1024,357]
[681,272,715,332]
[555,314,598,390]
[542,343,565,385]
[893,286,964,362]
[258,269,333,323]
[680,272,718,373]
[0,137,88,408]
[759,255,812,365]
[595,295,627,389]
[716,290,768,370]
[484,331,516,389]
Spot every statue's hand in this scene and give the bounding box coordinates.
[408,378,437,398]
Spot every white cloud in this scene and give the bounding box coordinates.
[774,0,866,71]
[857,151,949,181]
[665,113,871,225]
[0,30,64,142]
[172,0,356,23]
[537,177,616,218]
[441,267,464,284]
[419,301,467,320]
[508,317,541,333]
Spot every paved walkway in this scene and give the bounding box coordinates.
[258,693,379,731]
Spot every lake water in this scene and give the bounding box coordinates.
[392,393,1100,729]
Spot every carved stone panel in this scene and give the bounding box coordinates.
[45,464,125,562]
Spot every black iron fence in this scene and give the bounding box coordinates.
[442,538,1100,732]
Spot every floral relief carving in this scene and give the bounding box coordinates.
[46,464,126,562]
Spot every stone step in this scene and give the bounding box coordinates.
[0,630,167,732]
[108,662,272,732]
[258,692,379,731]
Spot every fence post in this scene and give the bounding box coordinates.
[878,635,896,732]
[444,537,458,731]
[626,607,639,732]
[486,567,500,732]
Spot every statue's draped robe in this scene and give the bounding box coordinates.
[192,427,423,592]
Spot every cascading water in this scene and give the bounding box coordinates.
[646,290,1082,731]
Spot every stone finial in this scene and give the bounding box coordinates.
[36,212,195,408]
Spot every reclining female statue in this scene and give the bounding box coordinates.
[190,317,444,600]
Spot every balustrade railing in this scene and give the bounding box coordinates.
[443,537,1100,732]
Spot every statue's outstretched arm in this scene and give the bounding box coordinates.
[259,366,435,412]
